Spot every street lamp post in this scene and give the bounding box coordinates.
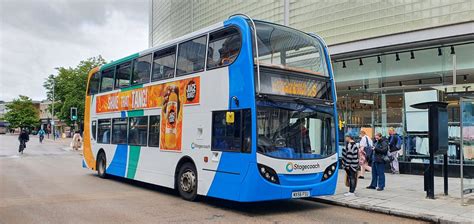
[52,75,55,141]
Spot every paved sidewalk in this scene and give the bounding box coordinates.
[314,171,474,223]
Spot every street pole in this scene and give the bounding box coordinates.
[52,75,55,141]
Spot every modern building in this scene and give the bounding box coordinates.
[149,0,474,173]
[0,101,7,120]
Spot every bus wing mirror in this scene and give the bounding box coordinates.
[226,111,235,124]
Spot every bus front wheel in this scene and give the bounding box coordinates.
[177,163,198,201]
[97,152,107,178]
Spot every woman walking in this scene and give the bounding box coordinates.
[342,135,359,196]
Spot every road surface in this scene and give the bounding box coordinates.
[0,134,425,223]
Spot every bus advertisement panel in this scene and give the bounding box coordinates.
[96,77,200,151]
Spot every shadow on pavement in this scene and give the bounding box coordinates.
[96,173,328,216]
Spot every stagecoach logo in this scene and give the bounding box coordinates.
[191,142,211,150]
[285,162,320,172]
[186,80,197,102]
[286,162,294,172]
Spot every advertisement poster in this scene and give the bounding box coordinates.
[96,77,200,151]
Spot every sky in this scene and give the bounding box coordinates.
[0,0,149,102]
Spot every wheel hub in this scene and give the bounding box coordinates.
[180,170,196,192]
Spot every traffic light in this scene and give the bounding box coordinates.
[70,107,77,121]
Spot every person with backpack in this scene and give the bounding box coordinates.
[342,135,359,196]
[388,127,402,174]
[367,133,389,191]
[38,128,45,143]
[357,130,373,179]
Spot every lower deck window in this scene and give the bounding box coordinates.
[97,119,111,144]
[128,116,148,146]
[91,120,97,140]
[211,109,251,152]
[148,115,160,147]
[112,118,128,144]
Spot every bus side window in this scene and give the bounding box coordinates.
[148,115,160,147]
[211,109,251,153]
[97,119,111,144]
[112,118,128,144]
[100,69,114,92]
[207,28,241,69]
[88,72,100,95]
[128,116,148,146]
[115,62,131,89]
[176,36,207,76]
[152,46,176,81]
[91,120,97,140]
[132,54,152,86]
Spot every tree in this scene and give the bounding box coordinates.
[43,56,106,127]
[4,95,39,129]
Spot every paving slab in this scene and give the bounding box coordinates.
[313,171,474,223]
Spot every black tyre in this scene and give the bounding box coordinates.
[177,162,198,201]
[97,152,107,178]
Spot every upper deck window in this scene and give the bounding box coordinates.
[254,21,328,77]
[88,72,100,95]
[115,62,131,89]
[207,28,241,69]
[152,46,176,81]
[132,55,152,85]
[100,69,114,92]
[176,36,207,76]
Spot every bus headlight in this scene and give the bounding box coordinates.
[257,163,280,184]
[321,162,338,181]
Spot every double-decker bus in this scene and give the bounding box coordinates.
[83,15,338,202]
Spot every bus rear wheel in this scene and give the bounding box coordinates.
[97,152,107,178]
[177,163,198,201]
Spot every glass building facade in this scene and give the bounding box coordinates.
[150,0,474,46]
[334,43,474,167]
[150,0,474,173]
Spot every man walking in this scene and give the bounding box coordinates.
[342,135,359,196]
[388,127,402,174]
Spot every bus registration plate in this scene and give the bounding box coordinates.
[292,191,310,198]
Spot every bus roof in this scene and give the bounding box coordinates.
[99,21,224,72]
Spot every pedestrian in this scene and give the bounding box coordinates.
[38,128,45,143]
[18,129,29,155]
[367,133,389,191]
[388,127,402,174]
[342,135,359,196]
[358,130,373,179]
[71,131,82,150]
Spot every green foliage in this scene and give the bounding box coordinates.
[4,95,39,128]
[43,56,106,126]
